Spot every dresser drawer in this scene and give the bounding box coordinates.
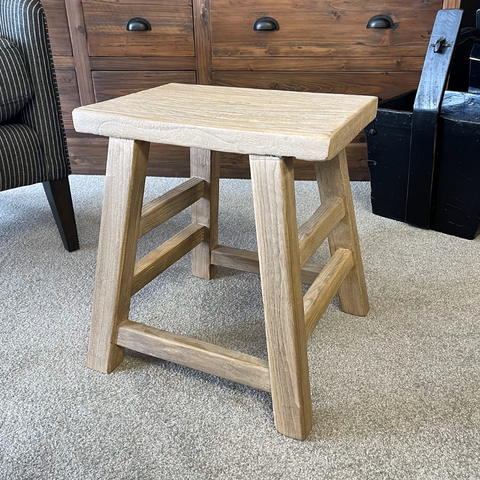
[83,0,194,57]
[211,0,442,58]
[212,71,421,100]
[92,71,196,102]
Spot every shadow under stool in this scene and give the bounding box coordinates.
[73,83,378,440]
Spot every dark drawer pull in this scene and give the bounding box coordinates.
[366,14,394,29]
[253,17,279,31]
[126,17,152,31]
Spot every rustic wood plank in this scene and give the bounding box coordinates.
[67,131,191,177]
[132,223,205,295]
[298,197,345,267]
[213,71,422,100]
[83,0,190,4]
[211,245,323,285]
[211,0,442,57]
[212,56,426,72]
[87,139,150,373]
[304,248,354,340]
[193,0,213,84]
[116,320,271,392]
[250,154,312,440]
[89,57,196,71]
[139,177,206,238]
[54,67,81,130]
[191,148,220,279]
[43,0,72,57]
[314,150,369,316]
[83,4,194,57]
[442,0,462,8]
[53,57,75,68]
[73,83,378,161]
[92,71,197,102]
[64,0,95,105]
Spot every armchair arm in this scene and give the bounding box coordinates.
[0,0,70,181]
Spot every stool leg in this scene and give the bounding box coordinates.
[191,148,220,280]
[87,138,150,373]
[314,149,369,316]
[250,155,313,440]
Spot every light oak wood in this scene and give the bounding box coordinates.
[304,248,354,340]
[314,150,369,316]
[139,177,206,238]
[298,197,345,267]
[73,83,377,161]
[87,138,150,373]
[131,223,205,295]
[116,320,271,392]
[64,0,95,105]
[191,148,220,279]
[211,245,323,286]
[250,154,312,440]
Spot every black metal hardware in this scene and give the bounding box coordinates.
[253,17,279,31]
[433,36,450,53]
[366,14,394,29]
[126,17,152,31]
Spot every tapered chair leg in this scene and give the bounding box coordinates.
[43,177,79,252]
[250,154,313,440]
[314,150,369,316]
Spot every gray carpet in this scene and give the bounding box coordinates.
[1,175,479,479]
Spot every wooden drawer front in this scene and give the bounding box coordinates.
[92,71,196,102]
[213,71,421,100]
[83,1,194,57]
[211,0,442,58]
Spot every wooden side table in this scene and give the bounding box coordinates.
[73,83,377,440]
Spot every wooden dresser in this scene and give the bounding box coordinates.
[44,0,463,180]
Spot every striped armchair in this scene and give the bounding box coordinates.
[0,0,79,251]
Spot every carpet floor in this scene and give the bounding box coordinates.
[1,175,479,479]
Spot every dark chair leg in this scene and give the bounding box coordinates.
[43,177,79,252]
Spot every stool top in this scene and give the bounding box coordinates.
[72,83,377,161]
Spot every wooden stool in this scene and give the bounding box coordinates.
[73,84,377,440]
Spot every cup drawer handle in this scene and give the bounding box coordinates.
[253,17,280,31]
[126,17,152,31]
[366,14,394,29]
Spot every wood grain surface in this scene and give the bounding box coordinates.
[64,0,95,105]
[73,83,377,161]
[213,71,422,99]
[42,0,72,56]
[116,320,272,392]
[92,71,196,102]
[212,56,426,72]
[211,0,442,57]
[250,155,312,440]
[87,138,150,373]
[83,3,194,57]
[314,150,369,316]
[54,67,81,130]
[303,248,354,339]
